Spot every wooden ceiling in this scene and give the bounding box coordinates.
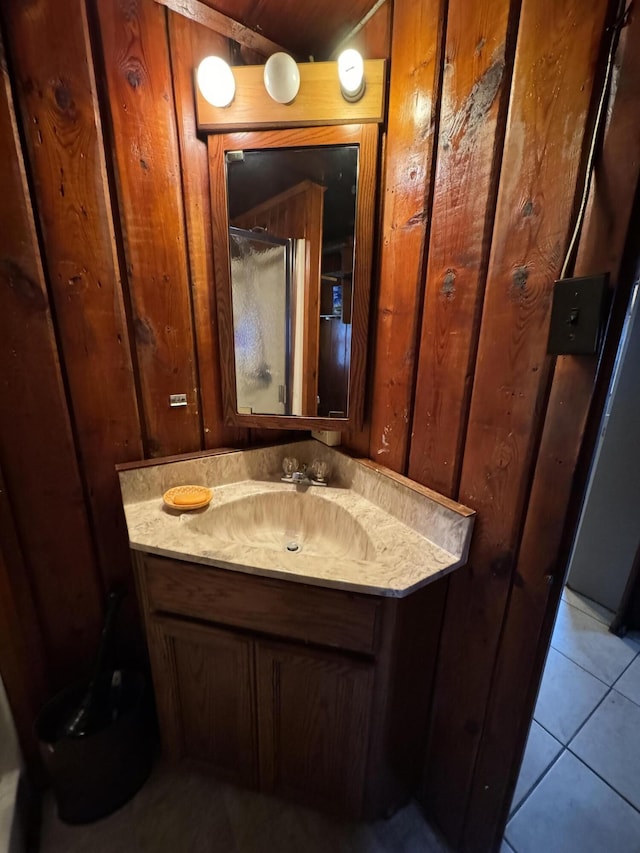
[200,0,378,59]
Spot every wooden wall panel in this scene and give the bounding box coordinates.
[0,0,636,841]
[1,0,144,592]
[408,0,517,498]
[0,32,103,687]
[0,464,49,765]
[167,11,249,448]
[96,0,201,457]
[368,0,446,472]
[154,0,285,58]
[422,0,609,845]
[339,3,390,456]
[463,10,640,848]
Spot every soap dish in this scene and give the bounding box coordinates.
[163,485,213,510]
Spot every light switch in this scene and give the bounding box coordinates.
[547,274,608,356]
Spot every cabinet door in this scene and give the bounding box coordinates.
[149,616,257,787]
[256,640,374,817]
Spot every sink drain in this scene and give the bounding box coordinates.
[285,541,301,553]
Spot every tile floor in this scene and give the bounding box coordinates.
[504,587,640,853]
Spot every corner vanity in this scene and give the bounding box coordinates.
[118,440,474,818]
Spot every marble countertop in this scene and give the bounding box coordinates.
[118,440,475,598]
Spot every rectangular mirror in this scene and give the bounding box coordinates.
[209,125,378,431]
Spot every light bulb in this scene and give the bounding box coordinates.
[197,56,235,108]
[263,53,300,104]
[338,49,365,102]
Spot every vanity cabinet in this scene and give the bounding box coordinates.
[256,640,374,815]
[134,551,447,819]
[148,617,257,788]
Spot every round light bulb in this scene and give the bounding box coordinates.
[197,56,235,108]
[263,52,300,104]
[338,49,365,102]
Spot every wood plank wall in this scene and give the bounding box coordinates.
[3,0,143,598]
[422,0,610,844]
[1,0,639,848]
[0,21,104,687]
[366,1,638,851]
[0,0,254,700]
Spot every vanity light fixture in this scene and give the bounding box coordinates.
[194,57,386,132]
[263,52,301,104]
[196,56,236,108]
[338,49,366,102]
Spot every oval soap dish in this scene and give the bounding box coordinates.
[163,485,212,510]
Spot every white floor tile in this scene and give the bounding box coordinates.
[533,648,608,743]
[570,690,640,811]
[505,751,640,853]
[510,721,562,813]
[550,600,637,684]
[562,587,613,627]
[614,655,640,706]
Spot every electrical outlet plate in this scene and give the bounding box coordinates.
[547,274,609,356]
[169,394,188,408]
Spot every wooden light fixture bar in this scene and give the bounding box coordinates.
[195,59,386,132]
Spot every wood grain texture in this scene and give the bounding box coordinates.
[159,617,257,785]
[422,0,609,845]
[0,464,49,766]
[136,549,459,818]
[0,31,103,686]
[368,0,446,472]
[143,553,382,655]
[2,0,143,591]
[96,0,201,457]
[195,0,377,60]
[364,580,448,818]
[195,60,386,132]
[155,0,284,56]
[408,0,516,497]
[167,12,249,449]
[209,124,377,432]
[333,1,392,61]
[342,127,387,458]
[256,639,374,817]
[463,9,640,848]
[318,313,350,417]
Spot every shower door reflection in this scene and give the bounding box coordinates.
[229,227,292,415]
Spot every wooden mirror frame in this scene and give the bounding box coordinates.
[209,123,378,431]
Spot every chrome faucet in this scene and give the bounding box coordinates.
[281,457,329,486]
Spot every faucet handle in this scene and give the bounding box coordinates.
[282,457,298,479]
[310,459,329,483]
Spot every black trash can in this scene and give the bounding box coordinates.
[36,671,153,824]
